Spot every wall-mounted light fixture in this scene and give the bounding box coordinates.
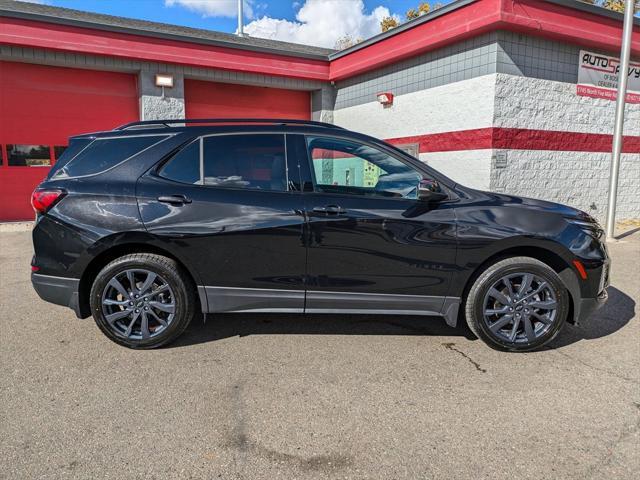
[155,74,174,88]
[376,92,394,107]
[155,74,174,100]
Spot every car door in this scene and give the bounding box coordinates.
[136,132,307,313]
[296,134,458,316]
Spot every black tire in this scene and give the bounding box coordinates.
[90,253,196,349]
[464,256,569,352]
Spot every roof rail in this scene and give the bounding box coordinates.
[115,118,344,131]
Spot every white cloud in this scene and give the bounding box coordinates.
[15,0,51,4]
[165,0,254,19]
[244,0,397,48]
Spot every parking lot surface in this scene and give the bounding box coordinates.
[1,229,638,479]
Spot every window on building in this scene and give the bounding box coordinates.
[306,136,422,199]
[7,145,51,167]
[52,135,168,178]
[202,134,287,191]
[158,140,201,185]
[53,146,68,160]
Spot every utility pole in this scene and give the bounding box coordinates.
[605,0,635,240]
[237,0,244,37]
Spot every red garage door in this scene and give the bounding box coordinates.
[185,80,310,120]
[0,61,139,221]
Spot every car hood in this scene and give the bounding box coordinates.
[459,187,597,222]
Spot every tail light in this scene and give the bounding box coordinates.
[31,189,66,214]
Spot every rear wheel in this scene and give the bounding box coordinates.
[90,253,196,349]
[464,256,569,352]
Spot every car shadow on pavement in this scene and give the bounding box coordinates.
[548,285,636,349]
[171,312,475,349]
[171,286,635,350]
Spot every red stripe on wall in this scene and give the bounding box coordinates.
[385,128,640,154]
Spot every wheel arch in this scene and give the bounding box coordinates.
[77,241,202,318]
[457,244,579,326]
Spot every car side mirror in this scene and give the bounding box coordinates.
[417,178,447,202]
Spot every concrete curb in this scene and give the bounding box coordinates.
[0,222,33,232]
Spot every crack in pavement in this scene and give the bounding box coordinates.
[442,342,487,373]
[548,348,638,383]
[585,402,640,478]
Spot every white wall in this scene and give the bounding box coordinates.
[333,75,496,190]
[493,74,640,136]
[492,74,640,221]
[333,74,497,138]
[420,150,493,191]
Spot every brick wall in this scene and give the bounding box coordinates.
[491,74,640,221]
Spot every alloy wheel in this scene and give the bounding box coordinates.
[482,272,558,344]
[101,269,175,340]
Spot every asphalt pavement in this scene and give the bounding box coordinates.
[1,229,638,479]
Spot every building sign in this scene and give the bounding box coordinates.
[577,50,640,103]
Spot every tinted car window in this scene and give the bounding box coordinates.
[306,136,422,199]
[7,145,51,167]
[46,138,92,180]
[202,134,287,191]
[159,140,201,184]
[52,135,168,178]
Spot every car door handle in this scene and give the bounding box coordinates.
[157,195,192,205]
[312,205,346,215]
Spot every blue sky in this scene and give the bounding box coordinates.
[29,0,454,48]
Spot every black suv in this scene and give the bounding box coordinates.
[31,119,609,351]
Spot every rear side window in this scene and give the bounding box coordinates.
[202,134,287,191]
[52,135,168,179]
[159,141,200,184]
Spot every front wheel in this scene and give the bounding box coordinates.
[90,253,196,349]
[464,256,569,352]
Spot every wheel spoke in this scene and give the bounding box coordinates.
[124,310,141,337]
[138,272,157,296]
[529,299,557,310]
[140,312,150,339]
[108,278,129,298]
[509,316,521,341]
[148,309,168,328]
[105,309,131,325]
[485,306,510,316]
[150,284,170,296]
[521,282,547,301]
[504,277,516,298]
[127,270,137,293]
[488,288,511,306]
[523,315,536,341]
[149,301,175,313]
[489,314,513,333]
[518,273,533,296]
[532,311,553,324]
[103,299,130,306]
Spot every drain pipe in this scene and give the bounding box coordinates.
[237,0,244,37]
